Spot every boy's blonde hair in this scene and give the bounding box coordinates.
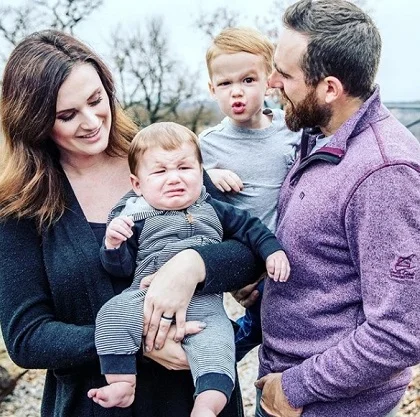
[206,27,274,78]
[128,122,203,175]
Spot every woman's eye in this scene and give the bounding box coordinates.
[89,96,103,107]
[57,112,76,122]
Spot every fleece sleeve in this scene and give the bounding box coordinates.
[281,164,420,407]
[0,217,97,370]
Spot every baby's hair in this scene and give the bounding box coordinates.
[206,27,274,78]
[128,122,202,175]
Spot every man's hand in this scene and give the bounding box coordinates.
[255,373,302,417]
[104,216,134,249]
[266,250,290,282]
[230,274,264,308]
[207,169,244,193]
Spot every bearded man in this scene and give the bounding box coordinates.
[253,1,420,416]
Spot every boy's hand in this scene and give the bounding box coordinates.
[207,169,243,193]
[266,250,290,282]
[104,216,134,249]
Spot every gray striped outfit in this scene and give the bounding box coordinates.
[96,187,282,400]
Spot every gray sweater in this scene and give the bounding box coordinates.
[200,109,300,231]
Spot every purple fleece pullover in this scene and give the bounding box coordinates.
[259,87,420,416]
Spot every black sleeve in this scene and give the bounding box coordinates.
[0,217,97,370]
[99,221,142,278]
[195,171,265,294]
[210,198,283,260]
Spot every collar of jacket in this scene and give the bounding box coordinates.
[291,85,389,183]
[108,185,210,223]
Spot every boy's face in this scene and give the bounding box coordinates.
[209,52,269,129]
[130,142,203,211]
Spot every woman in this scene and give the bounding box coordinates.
[0,30,261,416]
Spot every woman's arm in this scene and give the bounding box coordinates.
[0,217,97,370]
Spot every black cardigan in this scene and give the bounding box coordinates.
[0,171,261,417]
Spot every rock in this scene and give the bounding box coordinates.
[0,337,27,402]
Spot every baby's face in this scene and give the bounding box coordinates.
[131,143,203,211]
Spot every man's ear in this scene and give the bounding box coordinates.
[318,76,344,104]
[130,174,142,196]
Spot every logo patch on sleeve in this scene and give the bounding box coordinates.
[390,254,416,280]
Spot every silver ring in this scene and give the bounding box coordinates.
[160,315,173,322]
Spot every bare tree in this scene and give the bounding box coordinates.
[109,17,212,131]
[194,7,243,40]
[34,0,103,35]
[0,0,103,62]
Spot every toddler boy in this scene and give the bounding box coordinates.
[200,27,301,360]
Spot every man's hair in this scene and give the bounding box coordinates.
[206,27,274,78]
[128,122,202,175]
[283,0,381,100]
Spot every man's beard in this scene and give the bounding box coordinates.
[282,87,332,132]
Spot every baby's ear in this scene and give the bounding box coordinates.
[130,174,142,196]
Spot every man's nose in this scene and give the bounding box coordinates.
[268,71,284,89]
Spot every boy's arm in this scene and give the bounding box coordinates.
[100,221,141,278]
[209,197,283,261]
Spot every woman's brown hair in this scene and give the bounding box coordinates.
[0,30,138,232]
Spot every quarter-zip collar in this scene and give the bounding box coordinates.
[291,86,389,183]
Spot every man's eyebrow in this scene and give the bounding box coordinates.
[273,62,290,78]
[273,62,281,73]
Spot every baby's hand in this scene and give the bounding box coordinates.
[207,169,243,193]
[104,216,134,249]
[266,250,290,282]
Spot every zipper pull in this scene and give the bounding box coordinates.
[186,213,193,224]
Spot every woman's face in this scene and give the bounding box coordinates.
[51,63,112,162]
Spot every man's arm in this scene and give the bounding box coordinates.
[281,165,420,407]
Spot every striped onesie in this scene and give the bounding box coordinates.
[96,186,282,400]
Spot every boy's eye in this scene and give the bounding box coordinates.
[244,77,255,84]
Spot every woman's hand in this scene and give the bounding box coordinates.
[143,321,206,370]
[143,249,206,353]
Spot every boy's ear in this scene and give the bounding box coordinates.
[208,81,216,98]
[130,174,142,196]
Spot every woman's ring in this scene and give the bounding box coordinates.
[160,314,174,322]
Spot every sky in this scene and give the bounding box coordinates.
[3,0,420,102]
